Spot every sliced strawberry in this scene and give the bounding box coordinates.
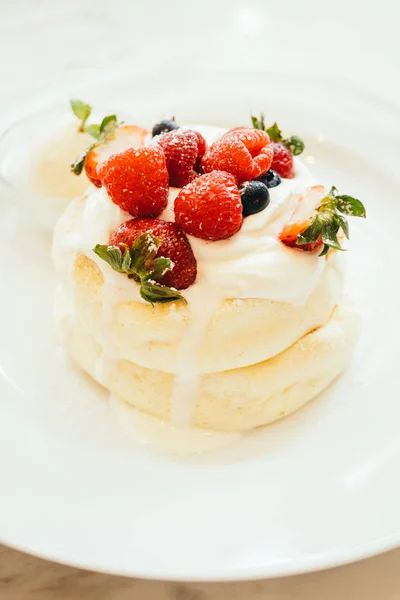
[85,124,148,187]
[280,184,366,255]
[279,186,327,252]
[279,220,323,252]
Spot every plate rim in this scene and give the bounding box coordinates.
[0,66,399,581]
[1,529,399,581]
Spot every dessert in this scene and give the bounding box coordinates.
[53,102,366,432]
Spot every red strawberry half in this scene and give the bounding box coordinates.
[85,124,148,187]
[279,219,323,252]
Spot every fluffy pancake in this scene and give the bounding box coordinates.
[53,136,357,432]
[63,305,357,431]
[59,250,344,375]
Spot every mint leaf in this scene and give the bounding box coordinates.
[93,234,184,304]
[250,116,305,155]
[70,144,95,175]
[129,233,160,274]
[70,99,91,131]
[140,280,182,305]
[297,218,323,245]
[70,152,86,176]
[151,257,173,280]
[334,213,349,239]
[284,135,305,156]
[93,244,125,272]
[295,186,366,256]
[251,113,266,131]
[84,123,101,140]
[70,101,120,176]
[335,195,367,218]
[320,219,343,251]
[266,122,283,142]
[99,115,118,141]
[319,244,331,257]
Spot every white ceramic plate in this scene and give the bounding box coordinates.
[0,69,399,580]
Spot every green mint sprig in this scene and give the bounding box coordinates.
[297,186,366,256]
[70,99,91,132]
[251,114,305,156]
[93,233,184,305]
[70,99,120,176]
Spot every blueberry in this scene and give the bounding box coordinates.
[239,180,270,218]
[258,169,281,189]
[152,118,179,137]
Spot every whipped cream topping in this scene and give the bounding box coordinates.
[53,124,332,432]
[54,125,325,307]
[163,162,323,306]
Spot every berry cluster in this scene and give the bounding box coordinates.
[70,101,364,303]
[93,122,280,253]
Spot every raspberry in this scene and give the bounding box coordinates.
[156,128,207,187]
[109,218,197,290]
[98,145,169,218]
[270,142,295,179]
[201,127,273,184]
[85,125,148,187]
[174,171,243,241]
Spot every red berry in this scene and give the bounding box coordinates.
[194,130,207,157]
[174,171,243,241]
[279,185,326,251]
[98,145,169,218]
[270,142,295,179]
[109,218,197,290]
[201,127,273,184]
[85,125,148,187]
[279,219,322,252]
[156,128,207,187]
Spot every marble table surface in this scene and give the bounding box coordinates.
[1,0,399,597]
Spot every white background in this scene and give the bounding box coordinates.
[1,0,399,597]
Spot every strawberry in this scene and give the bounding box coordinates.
[70,98,150,186]
[279,186,366,255]
[98,145,169,218]
[85,125,148,187]
[108,218,197,290]
[94,219,196,303]
[201,127,273,184]
[174,171,243,241]
[156,128,207,187]
[270,142,295,179]
[279,220,323,252]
